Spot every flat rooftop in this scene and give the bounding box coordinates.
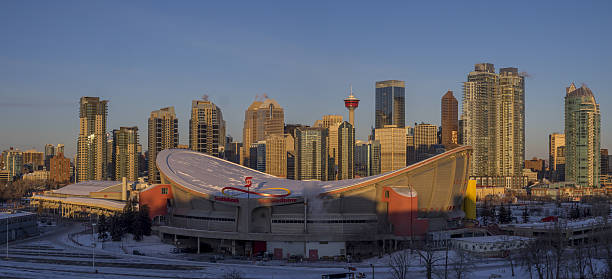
[0,211,36,220]
[453,235,532,243]
[51,181,121,196]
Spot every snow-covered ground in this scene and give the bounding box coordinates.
[0,222,536,279]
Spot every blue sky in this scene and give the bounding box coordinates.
[1,0,610,160]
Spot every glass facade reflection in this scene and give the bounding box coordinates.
[375,80,405,129]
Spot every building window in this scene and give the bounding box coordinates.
[161,188,168,194]
[385,191,389,198]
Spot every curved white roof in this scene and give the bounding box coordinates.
[157,149,386,198]
[156,147,472,199]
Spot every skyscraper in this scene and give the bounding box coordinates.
[337,121,355,180]
[44,144,55,171]
[441,90,458,148]
[375,80,405,129]
[264,134,287,178]
[375,125,406,173]
[314,115,343,180]
[4,148,23,181]
[498,67,525,177]
[190,99,225,157]
[148,107,178,183]
[355,140,381,177]
[113,126,139,181]
[77,97,108,182]
[414,123,438,162]
[56,144,64,155]
[549,133,565,181]
[295,127,328,181]
[23,150,44,170]
[461,64,525,185]
[241,98,284,166]
[565,83,600,187]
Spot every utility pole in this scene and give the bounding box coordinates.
[90,214,95,271]
[6,215,8,259]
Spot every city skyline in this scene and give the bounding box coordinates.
[1,1,611,160]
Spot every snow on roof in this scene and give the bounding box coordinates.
[157,147,471,198]
[32,195,125,210]
[501,217,608,230]
[0,211,36,220]
[52,180,121,196]
[453,235,532,243]
[156,149,388,198]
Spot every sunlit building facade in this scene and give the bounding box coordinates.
[148,107,179,183]
[77,97,108,182]
[565,83,600,187]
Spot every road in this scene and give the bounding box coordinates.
[1,222,517,279]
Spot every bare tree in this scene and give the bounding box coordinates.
[519,239,549,279]
[449,250,473,279]
[411,241,442,279]
[388,250,412,279]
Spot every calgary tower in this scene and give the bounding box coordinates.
[344,85,360,127]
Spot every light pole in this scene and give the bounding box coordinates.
[6,216,8,259]
[370,263,374,279]
[90,214,96,272]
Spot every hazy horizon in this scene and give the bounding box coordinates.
[1,1,610,160]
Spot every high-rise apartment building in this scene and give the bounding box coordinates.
[148,107,178,183]
[375,80,405,129]
[441,91,458,148]
[337,121,355,180]
[50,152,70,184]
[498,67,525,177]
[77,97,108,182]
[549,133,566,181]
[105,133,113,180]
[295,127,328,181]
[3,148,23,181]
[414,123,438,162]
[23,150,44,170]
[44,144,55,171]
[113,127,139,181]
[565,83,600,187]
[241,98,284,166]
[264,134,287,178]
[375,125,406,173]
[461,64,525,183]
[190,99,225,157]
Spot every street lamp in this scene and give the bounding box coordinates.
[370,263,374,279]
[90,214,96,272]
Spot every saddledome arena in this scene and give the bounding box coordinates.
[151,146,472,259]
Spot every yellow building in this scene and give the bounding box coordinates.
[265,134,287,178]
[375,125,406,173]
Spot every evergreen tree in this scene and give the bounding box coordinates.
[132,205,152,241]
[109,214,123,241]
[522,206,529,223]
[97,214,108,241]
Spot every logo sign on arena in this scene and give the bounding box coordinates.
[217,177,292,203]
